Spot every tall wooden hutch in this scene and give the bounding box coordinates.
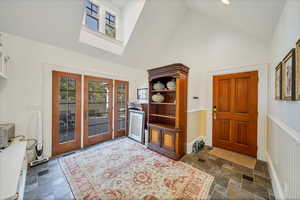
[147,64,189,160]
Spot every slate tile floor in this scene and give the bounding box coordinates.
[24,144,274,200]
[181,147,275,200]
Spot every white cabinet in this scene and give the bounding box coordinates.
[0,140,27,200]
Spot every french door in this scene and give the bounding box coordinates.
[114,80,129,138]
[83,76,113,146]
[52,71,82,156]
[53,72,129,155]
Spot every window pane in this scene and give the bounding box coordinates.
[92,4,98,12]
[105,25,116,38]
[59,77,77,143]
[88,80,110,136]
[85,0,91,8]
[105,12,116,38]
[86,7,92,15]
[86,15,98,31]
[116,84,126,130]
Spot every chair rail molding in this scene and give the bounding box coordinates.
[267,114,300,144]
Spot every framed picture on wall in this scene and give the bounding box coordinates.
[296,39,300,100]
[275,62,282,100]
[282,48,296,101]
[137,88,148,100]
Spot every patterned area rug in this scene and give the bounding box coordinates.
[59,138,214,200]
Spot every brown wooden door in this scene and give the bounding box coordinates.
[84,76,113,146]
[114,80,129,138]
[213,71,258,157]
[52,71,82,156]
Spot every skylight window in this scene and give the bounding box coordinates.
[85,1,99,32]
[105,12,116,38]
[84,0,118,40]
[79,0,146,55]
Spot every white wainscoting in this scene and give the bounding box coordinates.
[267,115,300,200]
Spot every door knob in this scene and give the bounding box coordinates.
[213,112,217,120]
[213,106,217,119]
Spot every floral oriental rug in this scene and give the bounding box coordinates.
[59,138,214,200]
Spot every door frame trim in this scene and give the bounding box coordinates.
[206,63,268,161]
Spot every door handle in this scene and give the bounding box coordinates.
[84,111,88,120]
[213,106,217,120]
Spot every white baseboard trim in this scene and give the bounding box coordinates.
[187,136,206,154]
[266,151,285,200]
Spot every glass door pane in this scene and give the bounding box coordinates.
[84,76,113,146]
[88,80,110,136]
[114,80,128,138]
[59,77,77,143]
[52,71,81,156]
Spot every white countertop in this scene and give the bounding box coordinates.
[0,140,27,200]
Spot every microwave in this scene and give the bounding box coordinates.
[0,123,15,149]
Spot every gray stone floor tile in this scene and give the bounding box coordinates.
[227,179,255,200]
[254,174,272,189]
[210,190,228,200]
[42,194,55,200]
[214,183,227,195]
[242,179,269,199]
[24,190,39,200]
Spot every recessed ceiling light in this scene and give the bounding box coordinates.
[221,0,231,5]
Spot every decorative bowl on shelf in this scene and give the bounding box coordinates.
[167,79,176,90]
[153,81,165,91]
[152,93,164,103]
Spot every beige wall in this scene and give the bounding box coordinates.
[187,110,207,144]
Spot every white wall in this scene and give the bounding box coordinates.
[0,33,146,158]
[122,0,146,46]
[267,1,300,199]
[159,10,269,160]
[161,11,269,111]
[268,0,300,133]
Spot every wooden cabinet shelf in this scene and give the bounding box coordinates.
[151,90,176,93]
[147,63,189,160]
[150,102,176,105]
[150,114,176,119]
[148,122,178,131]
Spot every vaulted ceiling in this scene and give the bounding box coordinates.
[0,0,286,69]
[186,0,286,42]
